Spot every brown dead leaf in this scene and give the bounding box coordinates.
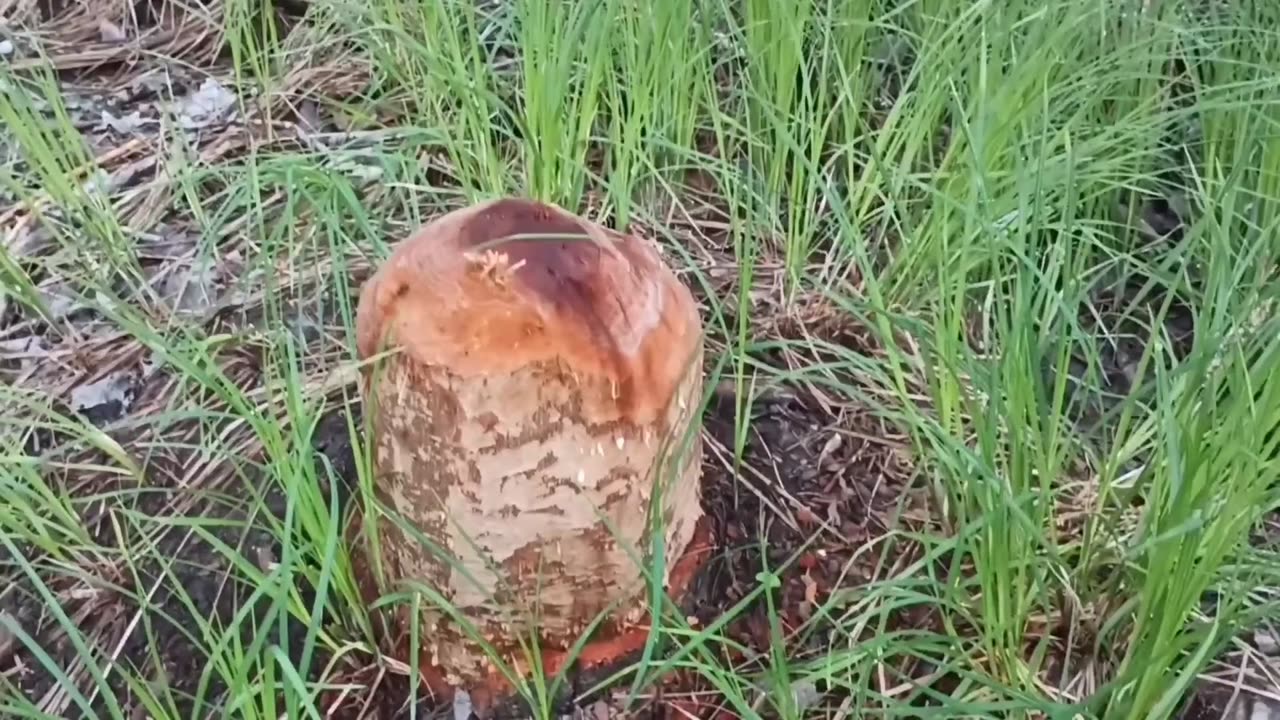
[796,506,820,528]
[802,569,818,608]
[817,432,842,466]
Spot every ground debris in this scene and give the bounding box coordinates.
[174,77,237,130]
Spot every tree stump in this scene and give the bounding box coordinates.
[350,197,711,716]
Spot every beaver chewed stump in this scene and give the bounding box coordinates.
[351,197,711,716]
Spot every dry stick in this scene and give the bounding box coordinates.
[35,594,111,717]
[88,512,192,712]
[1202,648,1280,706]
[62,335,148,396]
[341,664,386,719]
[702,431,800,532]
[703,425,854,547]
[6,41,162,72]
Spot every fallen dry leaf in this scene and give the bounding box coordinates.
[817,432,842,465]
[98,19,127,43]
[802,568,819,608]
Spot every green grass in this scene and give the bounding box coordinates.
[3,0,1280,718]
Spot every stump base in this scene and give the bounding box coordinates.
[349,511,716,719]
[425,516,714,718]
